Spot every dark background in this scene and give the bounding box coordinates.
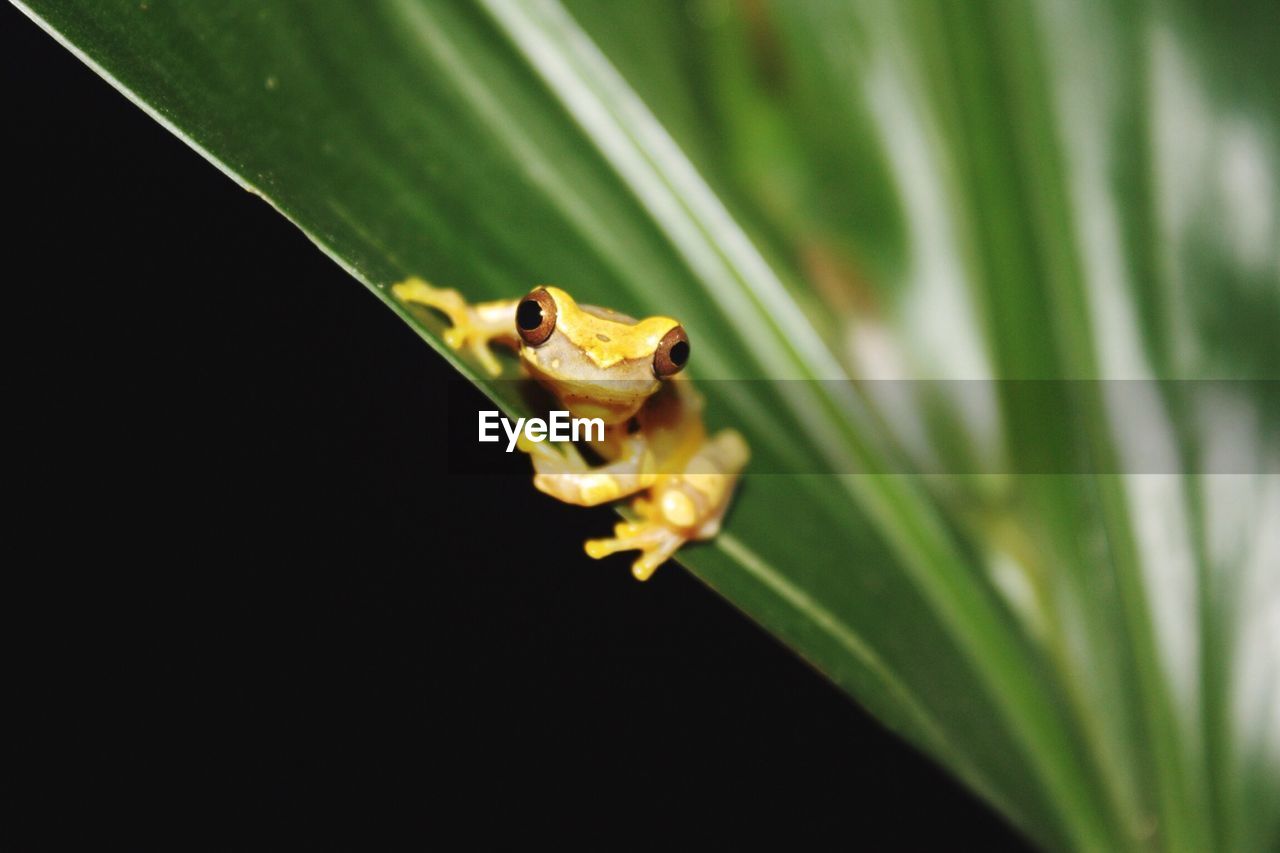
[6,6,1026,849]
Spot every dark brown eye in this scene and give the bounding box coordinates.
[653,326,689,377]
[516,288,557,346]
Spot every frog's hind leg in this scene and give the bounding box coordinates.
[585,429,749,581]
[391,277,518,376]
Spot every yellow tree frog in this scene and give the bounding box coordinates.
[392,277,749,580]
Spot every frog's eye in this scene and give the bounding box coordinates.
[517,288,557,346]
[653,326,690,378]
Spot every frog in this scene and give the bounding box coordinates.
[392,277,749,580]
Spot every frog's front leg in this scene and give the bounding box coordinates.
[519,432,658,506]
[391,277,518,376]
[586,429,749,580]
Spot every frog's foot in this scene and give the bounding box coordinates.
[391,277,515,376]
[584,499,688,582]
[583,430,749,580]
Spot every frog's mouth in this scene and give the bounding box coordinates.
[533,375,657,425]
[560,396,639,425]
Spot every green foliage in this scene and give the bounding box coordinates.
[17,1,1277,849]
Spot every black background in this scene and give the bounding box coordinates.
[7,6,1027,849]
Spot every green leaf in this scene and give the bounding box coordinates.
[16,1,1278,849]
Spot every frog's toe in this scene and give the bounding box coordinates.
[468,341,503,377]
[630,538,683,581]
[584,521,686,581]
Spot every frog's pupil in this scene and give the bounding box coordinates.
[669,340,690,366]
[517,299,543,330]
